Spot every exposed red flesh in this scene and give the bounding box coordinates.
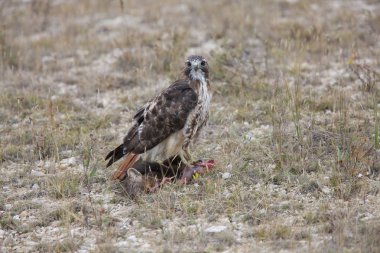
[179,159,216,184]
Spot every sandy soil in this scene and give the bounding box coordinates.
[1,0,380,252]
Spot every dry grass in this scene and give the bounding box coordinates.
[1,0,380,252]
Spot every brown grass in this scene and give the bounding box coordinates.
[1,0,380,252]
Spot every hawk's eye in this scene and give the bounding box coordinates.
[200,60,206,66]
[186,61,191,67]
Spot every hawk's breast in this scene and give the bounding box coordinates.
[183,78,211,146]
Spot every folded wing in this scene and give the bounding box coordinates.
[105,80,198,178]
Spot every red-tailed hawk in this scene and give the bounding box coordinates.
[105,55,211,180]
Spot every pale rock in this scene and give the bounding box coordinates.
[245,131,254,141]
[24,240,38,247]
[260,124,271,131]
[43,160,52,168]
[205,225,227,233]
[223,189,232,198]
[61,150,73,157]
[127,235,137,242]
[5,204,12,210]
[0,229,5,238]
[76,49,89,59]
[31,170,45,177]
[222,172,232,179]
[259,209,266,214]
[32,183,40,190]
[41,55,55,66]
[359,212,374,221]
[114,241,130,248]
[285,0,299,3]
[321,186,331,194]
[60,157,76,167]
[142,243,151,248]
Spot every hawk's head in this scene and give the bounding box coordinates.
[183,55,209,81]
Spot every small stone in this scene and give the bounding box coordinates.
[0,229,5,238]
[43,160,52,169]
[60,157,76,167]
[142,243,151,248]
[32,184,40,190]
[205,225,227,233]
[31,170,45,177]
[61,150,73,157]
[245,132,254,141]
[127,235,137,242]
[223,189,232,198]
[222,172,232,179]
[24,240,38,247]
[357,173,363,178]
[5,204,12,210]
[321,186,331,194]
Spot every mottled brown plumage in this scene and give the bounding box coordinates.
[105,55,211,180]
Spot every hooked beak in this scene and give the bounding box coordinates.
[193,64,200,71]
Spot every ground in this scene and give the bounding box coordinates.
[1,0,380,252]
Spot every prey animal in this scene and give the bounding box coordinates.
[105,55,212,180]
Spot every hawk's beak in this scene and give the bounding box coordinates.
[194,64,200,71]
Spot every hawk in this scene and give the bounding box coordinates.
[105,55,211,180]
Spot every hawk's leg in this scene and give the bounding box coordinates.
[180,146,194,166]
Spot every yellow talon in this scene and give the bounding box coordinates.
[192,172,200,180]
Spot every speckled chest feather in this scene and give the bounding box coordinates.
[183,77,211,148]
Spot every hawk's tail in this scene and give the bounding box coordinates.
[105,144,124,167]
[111,153,140,180]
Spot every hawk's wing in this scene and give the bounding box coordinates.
[105,79,197,167]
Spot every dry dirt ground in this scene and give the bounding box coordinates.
[1,0,380,252]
